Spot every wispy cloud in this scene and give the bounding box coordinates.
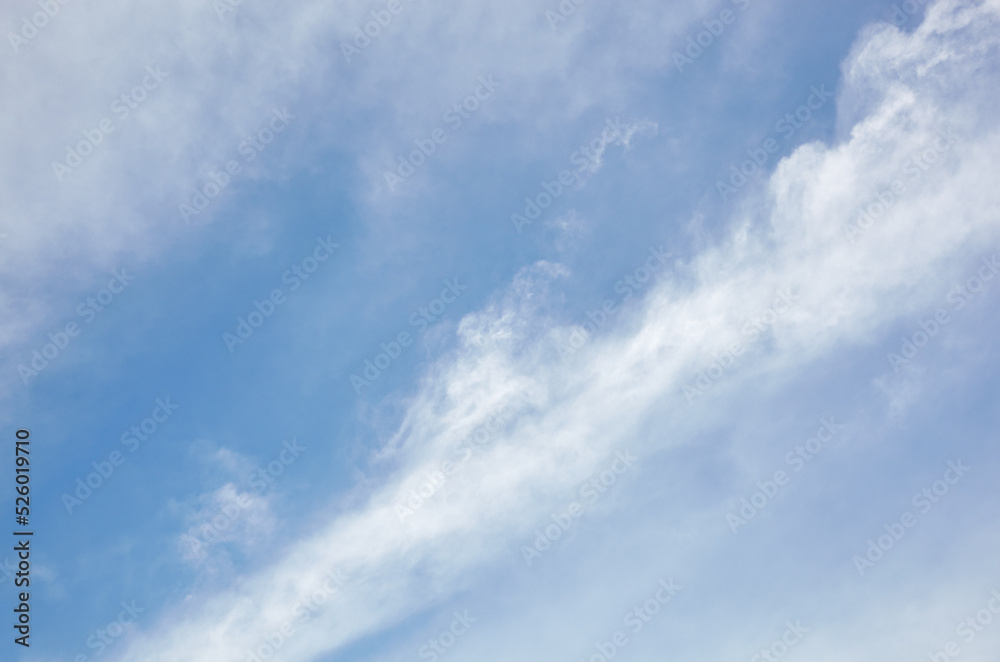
[102,2,1000,660]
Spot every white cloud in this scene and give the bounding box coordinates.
[0,0,714,408]
[103,1,1000,660]
[177,482,275,568]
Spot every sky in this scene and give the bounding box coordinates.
[1,0,1000,661]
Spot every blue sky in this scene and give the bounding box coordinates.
[2,0,1000,661]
